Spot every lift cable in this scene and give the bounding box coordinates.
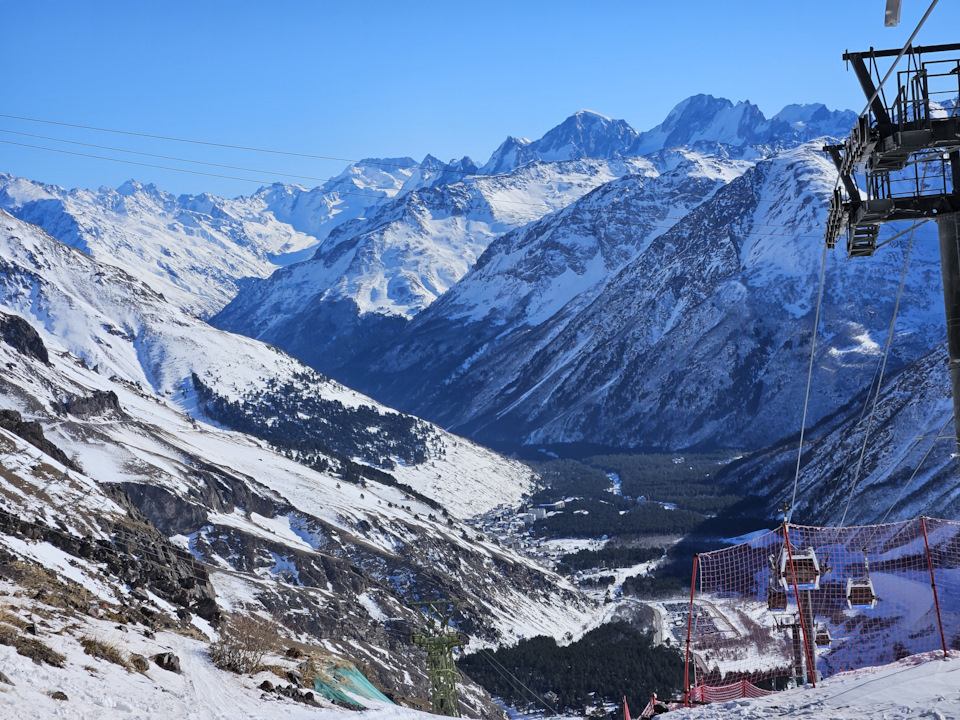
[475,647,559,715]
[838,221,918,527]
[787,241,829,523]
[879,414,954,524]
[792,0,941,521]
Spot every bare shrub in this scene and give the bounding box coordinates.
[208,613,279,674]
[81,636,130,670]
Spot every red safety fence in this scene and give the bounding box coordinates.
[683,518,957,705]
[686,679,777,703]
[638,696,656,719]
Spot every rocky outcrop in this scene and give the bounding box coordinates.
[0,311,48,364]
[53,390,122,418]
[0,490,218,625]
[0,409,77,470]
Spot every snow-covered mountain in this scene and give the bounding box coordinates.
[631,95,858,155]
[0,96,889,460]
[0,209,601,713]
[481,109,640,174]
[212,152,658,373]
[304,141,943,454]
[208,97,874,454]
[0,154,473,320]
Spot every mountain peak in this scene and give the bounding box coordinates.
[481,112,639,174]
[571,109,613,122]
[631,94,767,155]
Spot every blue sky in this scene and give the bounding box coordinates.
[3,1,958,197]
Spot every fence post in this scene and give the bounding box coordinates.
[684,554,699,707]
[920,517,948,658]
[783,523,817,687]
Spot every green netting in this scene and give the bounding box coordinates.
[312,663,394,708]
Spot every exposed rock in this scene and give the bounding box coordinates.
[0,500,218,629]
[53,389,122,419]
[0,311,48,364]
[0,409,77,470]
[0,670,13,685]
[50,691,68,701]
[152,652,181,674]
[259,680,274,692]
[129,654,150,673]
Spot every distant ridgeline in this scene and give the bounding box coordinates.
[191,372,443,510]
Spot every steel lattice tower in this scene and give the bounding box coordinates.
[410,600,467,717]
[825,42,960,454]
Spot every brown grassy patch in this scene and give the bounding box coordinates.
[0,607,28,631]
[263,664,290,681]
[2,561,94,616]
[81,636,130,670]
[129,654,150,674]
[0,623,65,667]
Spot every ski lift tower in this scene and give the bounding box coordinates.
[410,600,468,717]
[824,42,960,455]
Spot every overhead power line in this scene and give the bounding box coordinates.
[0,128,349,186]
[0,128,848,212]
[0,112,479,176]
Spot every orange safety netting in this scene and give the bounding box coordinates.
[684,518,956,700]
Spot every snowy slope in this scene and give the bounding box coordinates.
[671,651,960,720]
[0,209,608,712]
[212,154,657,375]
[336,140,943,453]
[0,208,537,517]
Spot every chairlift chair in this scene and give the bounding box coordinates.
[767,586,788,612]
[815,624,832,648]
[846,551,879,609]
[774,546,822,590]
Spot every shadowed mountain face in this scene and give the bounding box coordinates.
[337,145,943,454]
[210,98,885,455]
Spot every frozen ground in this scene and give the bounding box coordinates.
[670,651,960,720]
[0,585,434,720]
